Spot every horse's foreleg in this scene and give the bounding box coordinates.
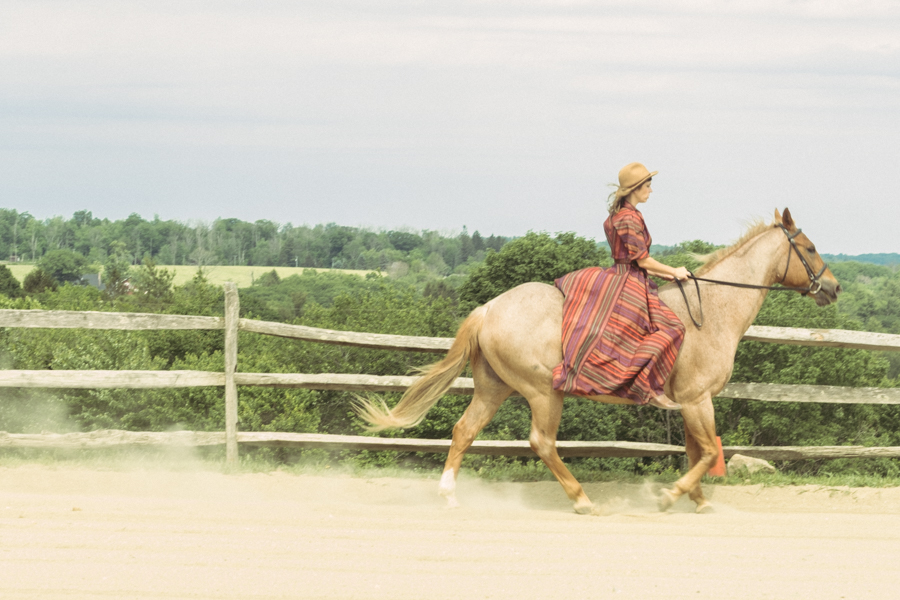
[439,360,511,508]
[659,394,717,513]
[527,391,593,514]
[683,428,714,513]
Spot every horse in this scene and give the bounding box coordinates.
[356,208,841,514]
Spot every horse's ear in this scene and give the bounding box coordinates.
[774,208,782,224]
[782,207,795,230]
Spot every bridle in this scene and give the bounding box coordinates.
[674,223,828,329]
[774,224,828,295]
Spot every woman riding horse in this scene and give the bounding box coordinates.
[357,182,841,514]
[554,162,689,410]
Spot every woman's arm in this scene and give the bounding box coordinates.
[635,256,690,281]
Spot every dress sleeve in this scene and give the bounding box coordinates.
[614,212,650,262]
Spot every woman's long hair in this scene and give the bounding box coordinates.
[607,184,629,215]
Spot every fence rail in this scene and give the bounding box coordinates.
[4,372,900,406]
[5,309,900,353]
[0,309,223,330]
[3,429,899,461]
[3,284,900,465]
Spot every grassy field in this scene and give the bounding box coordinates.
[5,264,377,288]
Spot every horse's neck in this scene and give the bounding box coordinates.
[693,228,787,336]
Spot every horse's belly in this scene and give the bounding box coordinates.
[579,394,634,405]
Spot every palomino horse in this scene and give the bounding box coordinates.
[357,209,841,514]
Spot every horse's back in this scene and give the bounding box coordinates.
[484,281,562,329]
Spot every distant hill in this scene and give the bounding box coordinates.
[821,254,900,267]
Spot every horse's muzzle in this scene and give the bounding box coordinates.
[810,278,841,306]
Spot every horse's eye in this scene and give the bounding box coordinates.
[808,246,816,254]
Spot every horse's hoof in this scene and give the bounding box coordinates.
[438,470,458,509]
[573,500,594,515]
[657,488,678,512]
[695,501,714,514]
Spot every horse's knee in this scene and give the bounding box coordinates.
[529,432,555,459]
[699,444,719,468]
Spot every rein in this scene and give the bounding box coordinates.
[673,224,827,329]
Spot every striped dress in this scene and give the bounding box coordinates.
[551,204,685,405]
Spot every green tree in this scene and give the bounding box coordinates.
[0,265,23,298]
[139,270,226,368]
[256,269,281,287]
[102,241,133,301]
[38,249,88,284]
[129,258,175,307]
[388,230,422,253]
[50,331,169,430]
[22,268,58,294]
[458,231,609,310]
[423,279,458,303]
[655,239,723,275]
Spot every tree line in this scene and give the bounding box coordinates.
[0,209,507,274]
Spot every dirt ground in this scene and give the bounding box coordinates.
[2,464,900,599]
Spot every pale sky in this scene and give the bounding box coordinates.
[1,1,898,253]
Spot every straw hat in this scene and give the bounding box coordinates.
[616,162,658,198]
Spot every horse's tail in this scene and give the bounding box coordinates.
[355,306,486,432]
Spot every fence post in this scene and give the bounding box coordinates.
[224,282,239,467]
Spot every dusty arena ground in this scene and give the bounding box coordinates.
[2,464,900,599]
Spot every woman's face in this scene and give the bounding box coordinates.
[629,179,652,205]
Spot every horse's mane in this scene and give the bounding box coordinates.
[693,220,772,276]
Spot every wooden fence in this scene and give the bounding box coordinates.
[3,282,900,465]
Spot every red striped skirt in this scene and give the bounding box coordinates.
[552,265,684,404]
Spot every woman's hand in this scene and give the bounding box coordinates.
[635,256,691,281]
[671,266,690,281]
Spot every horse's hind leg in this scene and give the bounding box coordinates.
[526,390,593,514]
[439,357,512,508]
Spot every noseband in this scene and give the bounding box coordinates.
[674,224,829,329]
